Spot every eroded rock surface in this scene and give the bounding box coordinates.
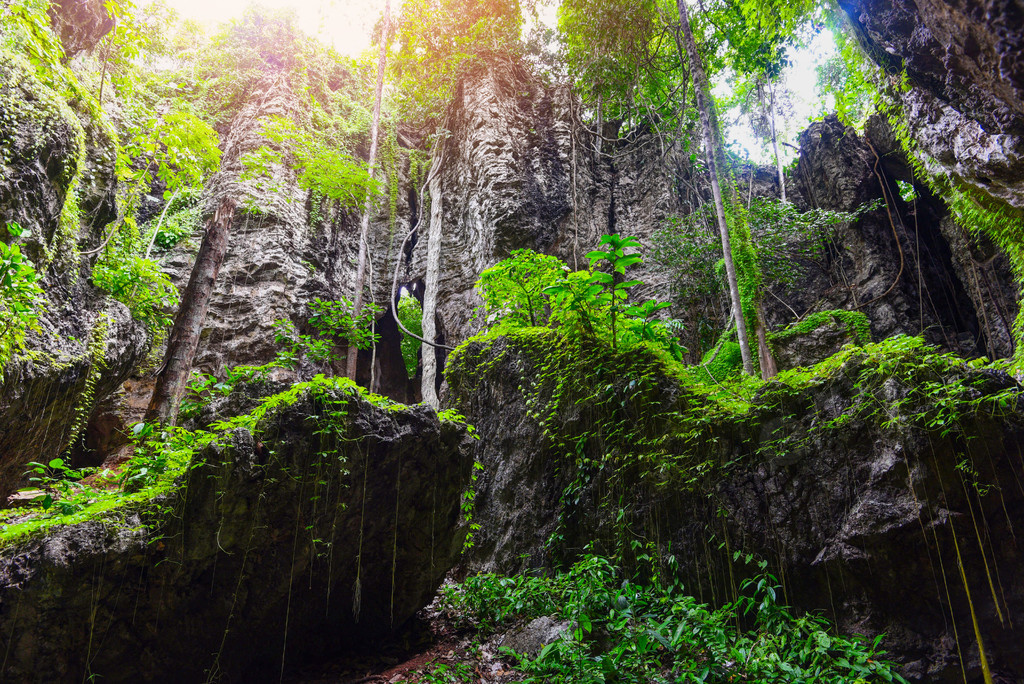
[839,0,1024,209]
[47,0,114,58]
[0,384,473,683]
[447,333,1024,682]
[0,49,147,501]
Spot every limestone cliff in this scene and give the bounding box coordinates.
[447,331,1024,682]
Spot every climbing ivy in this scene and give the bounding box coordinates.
[0,223,46,381]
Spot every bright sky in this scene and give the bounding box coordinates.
[159,0,386,56]
[157,0,832,162]
[719,29,838,164]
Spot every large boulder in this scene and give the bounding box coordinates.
[447,331,1024,682]
[838,0,1024,210]
[0,381,473,682]
[0,50,147,501]
[47,0,114,58]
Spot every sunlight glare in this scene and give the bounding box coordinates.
[156,0,390,57]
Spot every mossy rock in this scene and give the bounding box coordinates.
[0,48,85,253]
[769,310,872,371]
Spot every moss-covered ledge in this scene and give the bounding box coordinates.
[445,329,1024,681]
[0,376,474,682]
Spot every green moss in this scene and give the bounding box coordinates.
[700,340,742,382]
[0,375,415,548]
[770,309,872,347]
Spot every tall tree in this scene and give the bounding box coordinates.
[389,0,523,402]
[767,80,786,203]
[145,197,235,424]
[346,0,391,381]
[675,0,754,375]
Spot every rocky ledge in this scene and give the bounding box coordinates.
[446,330,1024,683]
[0,380,473,683]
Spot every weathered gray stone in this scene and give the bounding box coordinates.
[448,334,1024,682]
[47,0,114,59]
[0,49,146,502]
[0,385,473,683]
[839,0,1024,209]
[495,616,569,658]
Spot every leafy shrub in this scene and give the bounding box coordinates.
[92,253,178,330]
[442,554,907,684]
[477,236,683,359]
[0,222,46,379]
[273,297,382,369]
[477,249,566,329]
[397,292,423,378]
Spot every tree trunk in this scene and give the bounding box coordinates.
[420,168,444,409]
[347,0,391,381]
[755,306,778,378]
[145,197,236,425]
[675,0,754,375]
[768,80,786,203]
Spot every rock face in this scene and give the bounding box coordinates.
[47,0,114,58]
[447,333,1024,682]
[786,114,1018,359]
[0,383,473,683]
[839,0,1024,209]
[0,50,147,501]
[162,72,341,376]
[394,62,1018,400]
[770,312,870,370]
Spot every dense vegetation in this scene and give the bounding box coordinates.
[0,0,1021,682]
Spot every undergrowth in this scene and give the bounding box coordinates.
[439,553,907,683]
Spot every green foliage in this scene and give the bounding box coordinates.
[273,297,383,369]
[652,198,869,360]
[177,364,274,422]
[397,292,424,378]
[0,223,46,380]
[243,115,380,210]
[119,110,221,195]
[441,554,907,683]
[412,662,475,683]
[1,0,79,96]
[391,0,523,126]
[22,458,89,514]
[557,0,684,131]
[816,28,879,128]
[92,252,178,330]
[147,188,203,251]
[537,236,682,357]
[477,249,566,328]
[699,337,744,383]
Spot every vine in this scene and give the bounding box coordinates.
[65,312,111,450]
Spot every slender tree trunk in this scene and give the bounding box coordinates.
[676,0,754,375]
[145,198,236,425]
[347,0,391,381]
[755,308,777,378]
[768,80,786,203]
[420,168,444,408]
[143,188,181,260]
